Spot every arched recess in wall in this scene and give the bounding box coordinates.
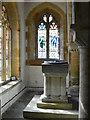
[4,2,20,78]
[26,2,66,65]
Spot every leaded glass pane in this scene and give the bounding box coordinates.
[0,26,1,38]
[49,15,52,23]
[49,22,59,59]
[60,30,64,60]
[43,15,47,22]
[6,29,8,80]
[0,54,1,59]
[38,23,47,59]
[0,21,1,26]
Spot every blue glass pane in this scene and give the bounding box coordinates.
[41,23,44,29]
[50,35,57,48]
[49,22,59,59]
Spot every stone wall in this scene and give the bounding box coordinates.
[24,2,67,88]
[70,50,79,85]
[5,3,20,79]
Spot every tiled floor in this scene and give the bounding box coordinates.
[2,90,43,120]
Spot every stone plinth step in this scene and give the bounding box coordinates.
[37,98,72,110]
[42,97,68,103]
[23,95,78,119]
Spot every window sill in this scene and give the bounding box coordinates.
[0,80,22,95]
[0,81,5,86]
[26,59,62,66]
[0,79,11,86]
[26,60,44,66]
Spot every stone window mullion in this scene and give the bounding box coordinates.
[8,27,11,79]
[47,15,49,59]
[3,25,6,81]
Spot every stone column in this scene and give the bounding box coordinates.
[11,29,19,78]
[70,2,89,118]
[70,50,79,85]
[79,46,88,118]
[3,26,6,81]
[8,28,11,78]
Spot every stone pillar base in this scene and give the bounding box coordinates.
[37,95,72,110]
[43,75,67,100]
[40,94,68,103]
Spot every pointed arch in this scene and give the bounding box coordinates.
[26,2,66,26]
[26,2,67,65]
[3,2,20,78]
[4,2,19,30]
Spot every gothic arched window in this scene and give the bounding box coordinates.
[37,13,63,60]
[0,5,11,81]
[25,5,66,66]
[37,14,60,60]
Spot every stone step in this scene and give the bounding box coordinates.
[23,95,78,119]
[42,97,68,103]
[37,98,72,110]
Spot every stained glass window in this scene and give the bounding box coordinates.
[49,22,59,59]
[37,14,64,60]
[0,5,11,81]
[38,23,47,59]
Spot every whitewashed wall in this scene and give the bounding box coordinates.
[25,66,44,88]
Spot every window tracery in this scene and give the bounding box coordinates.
[0,5,11,81]
[37,13,62,60]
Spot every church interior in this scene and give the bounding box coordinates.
[0,1,89,119]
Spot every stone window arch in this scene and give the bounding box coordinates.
[35,11,60,60]
[0,2,20,82]
[26,3,66,65]
[0,5,11,81]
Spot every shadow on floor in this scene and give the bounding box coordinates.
[2,90,43,120]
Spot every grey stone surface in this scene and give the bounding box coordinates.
[71,2,89,118]
[37,96,72,110]
[79,47,88,118]
[1,90,79,119]
[2,90,43,119]
[68,85,79,97]
[42,61,69,102]
[42,61,68,77]
[23,95,78,119]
